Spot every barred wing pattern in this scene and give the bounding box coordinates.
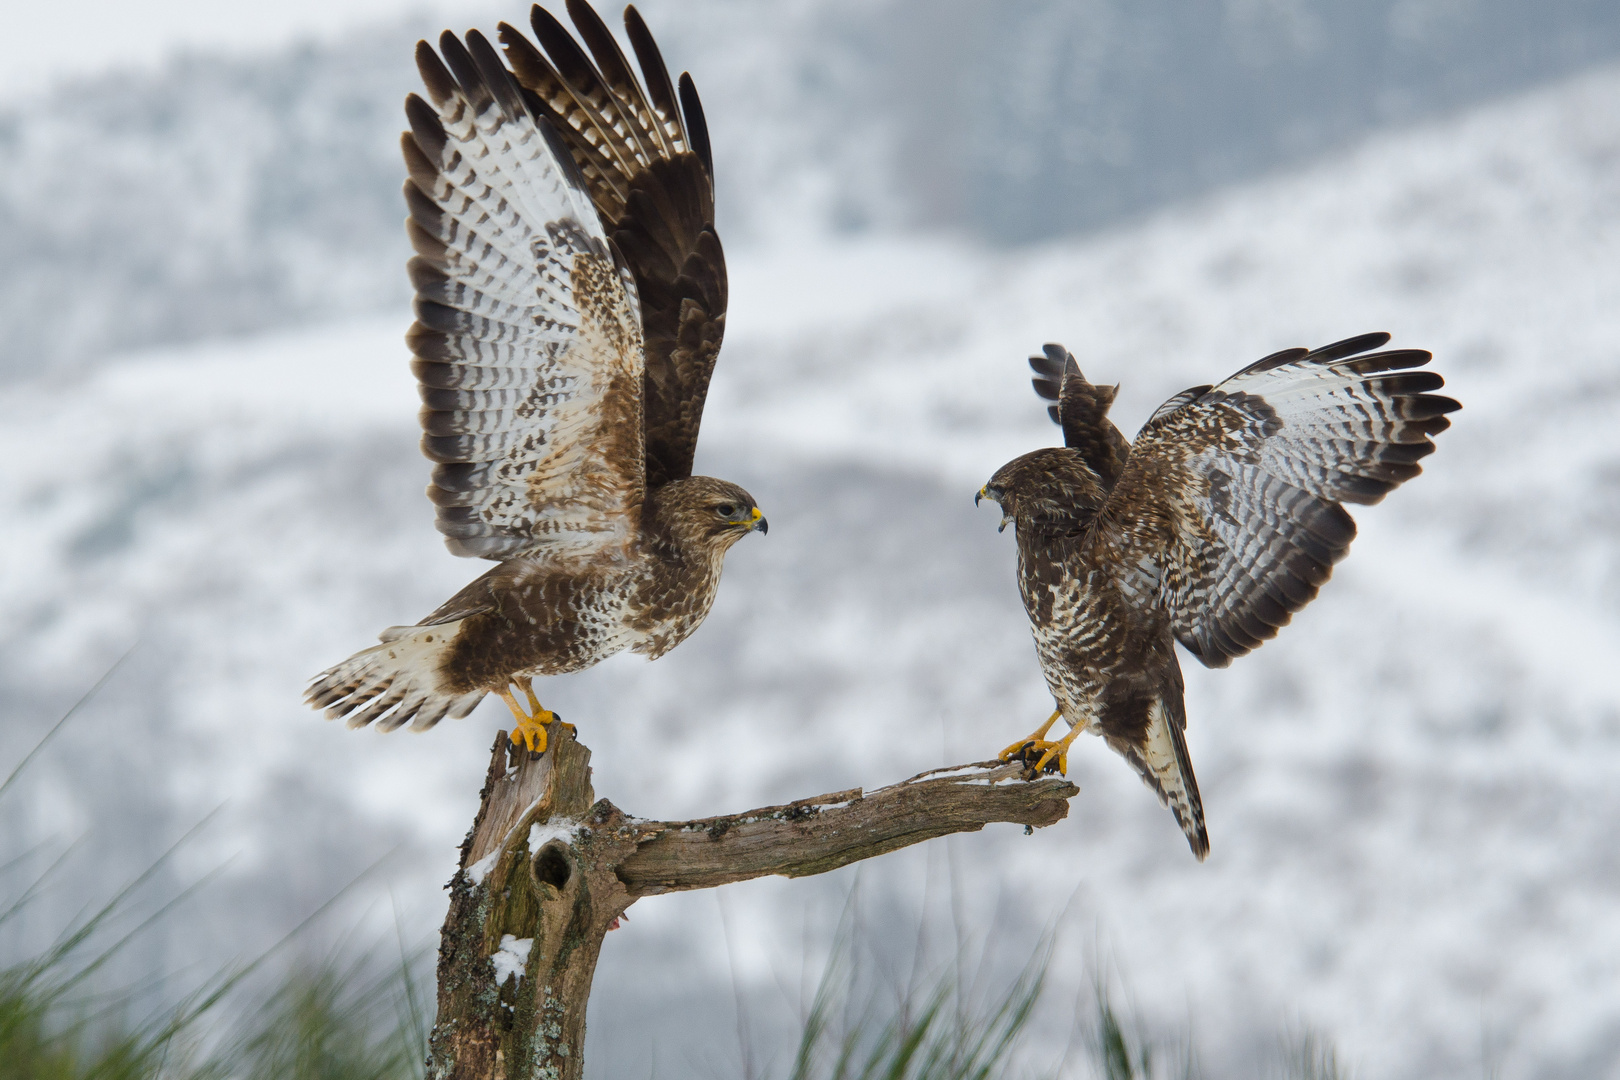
[500,1,728,489]
[1099,333,1460,668]
[405,29,645,561]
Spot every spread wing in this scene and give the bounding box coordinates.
[500,1,727,489]
[405,29,645,561]
[1093,332,1460,668]
[1029,343,1131,489]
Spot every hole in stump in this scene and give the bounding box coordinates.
[533,843,571,891]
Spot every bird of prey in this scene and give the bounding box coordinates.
[977,334,1458,859]
[307,1,764,753]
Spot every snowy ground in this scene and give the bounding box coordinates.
[3,56,1620,1079]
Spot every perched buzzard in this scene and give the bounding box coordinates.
[977,334,1459,859]
[308,2,764,753]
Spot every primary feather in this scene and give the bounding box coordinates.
[500,2,726,489]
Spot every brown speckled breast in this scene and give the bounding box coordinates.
[1018,523,1180,750]
[625,544,726,660]
[433,535,728,695]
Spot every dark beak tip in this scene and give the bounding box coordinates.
[757,518,768,535]
[974,491,982,507]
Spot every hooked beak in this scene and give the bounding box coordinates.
[746,506,768,535]
[977,486,1013,533]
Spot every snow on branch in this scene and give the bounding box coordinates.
[427,727,1077,1080]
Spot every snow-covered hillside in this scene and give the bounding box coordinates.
[3,53,1620,1080]
[7,0,1620,375]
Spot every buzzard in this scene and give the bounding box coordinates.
[308,2,764,753]
[977,334,1459,859]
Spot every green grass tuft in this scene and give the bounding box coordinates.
[217,953,426,1080]
[786,916,1048,1080]
[0,669,429,1080]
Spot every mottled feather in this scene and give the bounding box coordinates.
[984,333,1459,859]
[1103,332,1459,668]
[307,3,762,737]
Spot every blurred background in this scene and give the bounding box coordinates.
[2,0,1619,1076]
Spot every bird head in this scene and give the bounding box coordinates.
[975,481,1014,533]
[651,476,767,552]
[978,449,1105,537]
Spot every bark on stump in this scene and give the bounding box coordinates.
[426,726,1078,1080]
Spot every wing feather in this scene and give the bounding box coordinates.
[405,28,645,561]
[566,0,672,159]
[526,7,648,177]
[501,4,727,488]
[500,29,632,213]
[624,7,688,154]
[1028,343,1131,489]
[1097,334,1460,668]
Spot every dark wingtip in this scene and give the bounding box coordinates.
[437,31,484,105]
[464,28,525,116]
[678,71,713,178]
[415,39,458,105]
[1310,331,1393,364]
[531,2,570,43]
[403,93,447,160]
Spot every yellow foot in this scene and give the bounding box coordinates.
[998,709,1063,764]
[509,714,554,754]
[1012,737,1077,776]
[497,683,567,754]
[516,675,577,741]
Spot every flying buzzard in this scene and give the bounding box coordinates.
[307,2,764,753]
[977,334,1459,859]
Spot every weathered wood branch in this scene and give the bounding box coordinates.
[619,760,1074,893]
[426,726,1078,1080]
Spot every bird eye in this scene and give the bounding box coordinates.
[716,503,736,517]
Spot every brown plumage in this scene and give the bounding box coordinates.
[307,3,763,751]
[979,334,1460,859]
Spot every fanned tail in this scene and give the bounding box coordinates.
[305,623,485,733]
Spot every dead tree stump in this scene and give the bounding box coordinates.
[426,726,1078,1080]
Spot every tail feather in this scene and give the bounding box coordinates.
[1113,697,1209,861]
[305,622,485,733]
